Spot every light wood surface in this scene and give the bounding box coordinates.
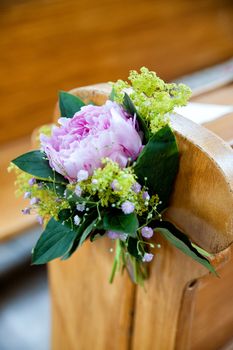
[167,113,233,253]
[131,240,231,350]
[1,0,233,144]
[190,249,233,350]
[49,85,233,350]
[49,237,135,350]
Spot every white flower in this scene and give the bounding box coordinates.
[77,169,89,182]
[74,215,81,226]
[76,203,85,212]
[121,201,135,214]
[142,253,154,262]
[75,185,82,197]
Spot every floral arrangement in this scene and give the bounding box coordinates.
[10,67,216,284]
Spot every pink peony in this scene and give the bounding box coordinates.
[40,101,142,182]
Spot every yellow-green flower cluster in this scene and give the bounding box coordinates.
[34,185,69,223]
[9,164,69,224]
[112,67,191,133]
[78,158,159,215]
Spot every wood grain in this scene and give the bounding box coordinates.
[167,113,233,253]
[131,237,231,350]
[189,245,233,350]
[49,236,135,350]
[49,84,233,350]
[1,0,233,144]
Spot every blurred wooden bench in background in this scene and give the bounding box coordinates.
[1,0,233,144]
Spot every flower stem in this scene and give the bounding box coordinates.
[109,239,121,284]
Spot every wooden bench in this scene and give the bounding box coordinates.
[1,0,233,243]
[48,84,233,350]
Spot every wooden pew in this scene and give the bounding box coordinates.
[49,84,233,350]
[1,0,233,242]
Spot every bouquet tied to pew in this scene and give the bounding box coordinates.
[10,67,216,284]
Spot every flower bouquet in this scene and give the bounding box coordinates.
[10,67,216,284]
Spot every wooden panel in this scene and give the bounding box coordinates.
[189,246,233,350]
[1,0,233,144]
[49,237,135,350]
[167,113,233,253]
[131,235,205,350]
[131,236,230,350]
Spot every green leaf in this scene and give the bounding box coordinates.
[78,218,98,247]
[109,87,116,101]
[90,231,105,242]
[134,125,179,210]
[64,188,84,203]
[43,182,67,197]
[156,224,217,276]
[12,150,67,183]
[62,209,98,259]
[127,237,143,260]
[58,208,73,221]
[123,93,150,142]
[191,243,212,257]
[59,91,85,118]
[103,210,138,237]
[32,218,77,264]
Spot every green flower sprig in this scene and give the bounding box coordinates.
[9,164,70,225]
[76,158,160,216]
[112,67,191,133]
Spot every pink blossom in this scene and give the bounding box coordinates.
[142,253,154,262]
[22,207,31,215]
[107,231,128,241]
[30,197,40,205]
[36,215,44,225]
[121,201,135,214]
[131,182,141,193]
[40,101,142,182]
[24,191,31,199]
[28,178,36,186]
[141,226,154,239]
